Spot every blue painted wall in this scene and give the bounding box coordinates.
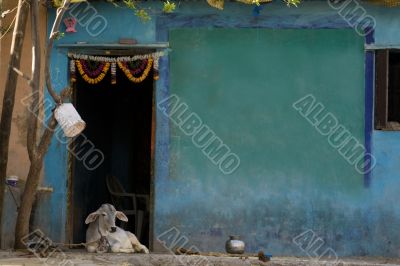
[43,1,400,256]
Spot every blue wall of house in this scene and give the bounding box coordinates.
[43,1,400,256]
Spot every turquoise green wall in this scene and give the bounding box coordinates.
[157,28,367,254]
[168,28,365,191]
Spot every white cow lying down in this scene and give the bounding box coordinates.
[85,203,149,253]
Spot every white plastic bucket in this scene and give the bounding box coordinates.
[54,103,86,138]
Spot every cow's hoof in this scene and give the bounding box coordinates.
[87,246,97,253]
[141,247,149,254]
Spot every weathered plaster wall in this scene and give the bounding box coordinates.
[157,27,371,255]
[0,0,47,181]
[45,1,400,256]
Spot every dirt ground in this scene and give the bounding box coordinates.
[0,251,399,266]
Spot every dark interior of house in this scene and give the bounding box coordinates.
[388,51,400,123]
[71,59,153,246]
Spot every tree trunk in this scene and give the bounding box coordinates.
[14,115,58,249]
[0,0,30,246]
[14,0,41,249]
[15,118,58,249]
[14,159,42,248]
[14,0,71,249]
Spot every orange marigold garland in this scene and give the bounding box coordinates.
[75,60,110,84]
[69,52,163,85]
[117,58,153,83]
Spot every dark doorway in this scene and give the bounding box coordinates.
[70,57,153,247]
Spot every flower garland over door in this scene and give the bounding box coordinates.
[75,60,110,84]
[69,51,164,85]
[117,58,153,83]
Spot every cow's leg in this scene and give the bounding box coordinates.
[127,232,149,254]
[86,244,97,253]
[119,248,135,253]
[111,243,134,253]
[111,243,121,253]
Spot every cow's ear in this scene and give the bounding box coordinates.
[116,211,128,222]
[85,212,100,224]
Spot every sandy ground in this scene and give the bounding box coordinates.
[0,251,399,265]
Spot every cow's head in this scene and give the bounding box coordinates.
[85,203,128,233]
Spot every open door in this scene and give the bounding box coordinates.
[68,53,154,247]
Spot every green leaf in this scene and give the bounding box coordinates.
[135,9,151,22]
[123,0,137,10]
[284,0,301,7]
[163,0,176,13]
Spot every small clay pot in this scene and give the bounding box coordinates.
[225,235,245,254]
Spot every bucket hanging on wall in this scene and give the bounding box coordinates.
[54,103,86,137]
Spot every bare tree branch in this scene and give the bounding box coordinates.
[26,0,41,161]
[12,67,31,83]
[36,85,71,157]
[37,115,58,159]
[44,0,71,104]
